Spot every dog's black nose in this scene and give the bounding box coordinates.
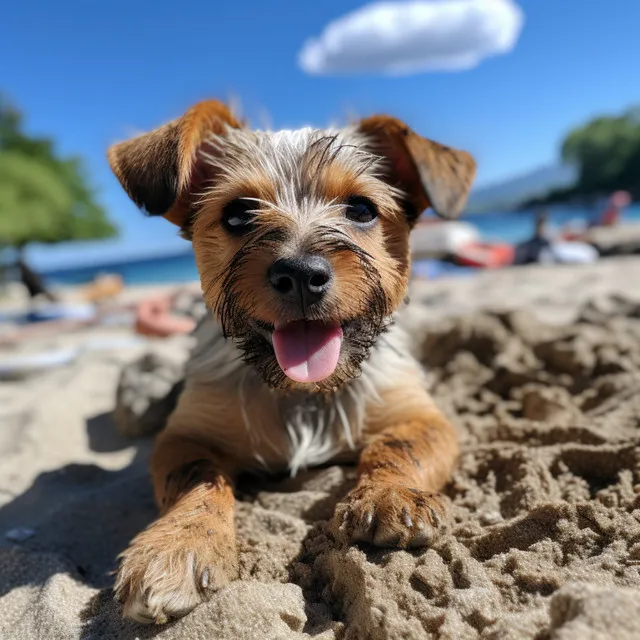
[268,255,333,307]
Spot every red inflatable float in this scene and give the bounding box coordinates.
[453,242,515,268]
[135,296,196,337]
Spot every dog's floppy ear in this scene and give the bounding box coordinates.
[107,100,242,227]
[358,115,476,221]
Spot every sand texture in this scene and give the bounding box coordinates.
[2,259,640,639]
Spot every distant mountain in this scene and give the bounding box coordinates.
[465,164,577,214]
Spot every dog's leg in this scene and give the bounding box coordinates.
[115,430,238,624]
[335,395,459,549]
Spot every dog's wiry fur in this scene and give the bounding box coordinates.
[181,309,420,475]
[191,125,407,391]
[107,99,476,624]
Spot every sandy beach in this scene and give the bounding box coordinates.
[2,257,640,639]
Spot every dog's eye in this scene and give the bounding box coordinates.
[345,196,378,225]
[222,199,256,235]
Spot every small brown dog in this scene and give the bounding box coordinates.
[108,100,476,624]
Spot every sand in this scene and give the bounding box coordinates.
[2,258,640,639]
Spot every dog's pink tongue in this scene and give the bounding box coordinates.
[272,321,343,383]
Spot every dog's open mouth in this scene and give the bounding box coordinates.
[272,320,343,384]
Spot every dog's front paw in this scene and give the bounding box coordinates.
[115,518,238,624]
[333,481,449,549]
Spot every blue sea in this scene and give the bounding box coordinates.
[42,205,640,286]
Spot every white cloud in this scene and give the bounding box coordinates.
[298,0,524,76]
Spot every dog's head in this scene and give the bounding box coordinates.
[108,100,476,391]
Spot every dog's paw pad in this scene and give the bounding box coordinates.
[115,528,237,624]
[334,482,448,549]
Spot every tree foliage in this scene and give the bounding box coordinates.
[523,106,640,208]
[0,96,117,249]
[561,107,640,197]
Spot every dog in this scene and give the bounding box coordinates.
[107,99,476,624]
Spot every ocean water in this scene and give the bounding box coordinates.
[43,250,200,286]
[468,204,640,244]
[42,205,640,286]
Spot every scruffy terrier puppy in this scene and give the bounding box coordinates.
[107,100,476,624]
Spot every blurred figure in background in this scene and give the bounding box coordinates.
[16,256,57,303]
[513,209,553,265]
[589,190,631,228]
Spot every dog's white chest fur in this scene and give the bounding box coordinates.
[182,313,423,475]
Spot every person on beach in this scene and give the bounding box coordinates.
[588,191,631,228]
[16,257,58,303]
[512,210,553,265]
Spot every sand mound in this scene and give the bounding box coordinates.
[2,294,640,639]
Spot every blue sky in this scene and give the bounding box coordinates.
[2,0,639,269]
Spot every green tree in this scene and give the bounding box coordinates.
[561,107,640,198]
[521,106,640,208]
[0,95,117,253]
